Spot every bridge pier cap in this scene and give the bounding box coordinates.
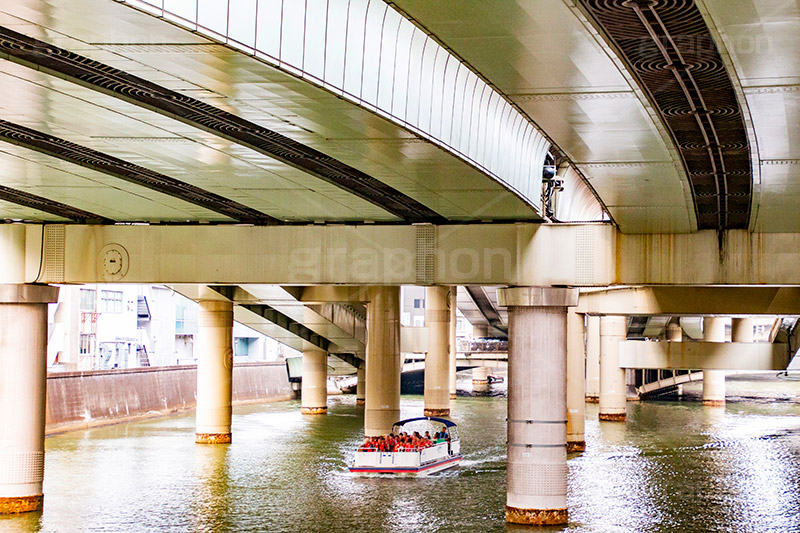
[497,286,577,526]
[497,287,579,308]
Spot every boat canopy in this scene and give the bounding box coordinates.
[393,417,457,428]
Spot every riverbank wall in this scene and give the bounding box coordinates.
[46,362,292,434]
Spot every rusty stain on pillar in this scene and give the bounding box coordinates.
[0,284,59,514]
[424,286,451,417]
[567,309,586,452]
[195,300,233,444]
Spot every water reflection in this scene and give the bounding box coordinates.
[0,375,796,531]
[190,444,230,531]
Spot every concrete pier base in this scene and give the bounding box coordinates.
[599,315,626,422]
[0,284,59,514]
[301,348,328,415]
[423,408,450,417]
[423,286,451,417]
[364,287,401,436]
[195,433,232,444]
[598,412,626,422]
[499,287,577,527]
[0,495,44,514]
[505,506,569,526]
[567,441,586,453]
[195,300,233,444]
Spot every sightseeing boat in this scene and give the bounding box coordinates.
[349,417,462,476]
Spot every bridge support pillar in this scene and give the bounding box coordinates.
[666,321,683,342]
[0,284,58,514]
[666,321,683,395]
[472,366,489,384]
[301,348,328,415]
[567,309,585,452]
[449,286,457,400]
[585,315,600,402]
[599,315,626,421]
[424,286,451,417]
[499,287,577,526]
[626,369,640,402]
[196,300,233,444]
[364,287,401,436]
[356,367,365,405]
[732,318,754,343]
[703,317,726,407]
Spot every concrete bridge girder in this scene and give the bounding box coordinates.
[170,284,366,374]
[578,287,800,316]
[619,340,791,371]
[8,224,800,287]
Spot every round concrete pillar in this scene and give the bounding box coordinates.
[196,300,234,444]
[666,321,683,342]
[703,317,726,407]
[356,367,365,405]
[505,304,569,525]
[666,321,682,395]
[424,286,450,417]
[599,316,627,422]
[301,348,328,415]
[585,315,600,402]
[364,286,401,436]
[732,318,754,343]
[566,310,586,452]
[448,286,457,400]
[0,284,59,514]
[626,369,640,402]
[472,366,489,384]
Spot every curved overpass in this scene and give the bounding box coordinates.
[0,0,581,226]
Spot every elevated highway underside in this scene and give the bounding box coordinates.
[2,0,800,527]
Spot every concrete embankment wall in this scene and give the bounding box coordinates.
[46,362,291,434]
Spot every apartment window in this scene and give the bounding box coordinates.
[413,298,424,309]
[100,290,124,313]
[79,289,96,311]
[79,334,95,355]
[235,338,250,357]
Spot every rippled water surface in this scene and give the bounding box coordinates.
[3,374,800,532]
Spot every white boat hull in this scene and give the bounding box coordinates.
[349,441,461,476]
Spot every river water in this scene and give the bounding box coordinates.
[3,374,800,532]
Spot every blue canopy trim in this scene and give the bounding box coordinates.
[393,417,457,428]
